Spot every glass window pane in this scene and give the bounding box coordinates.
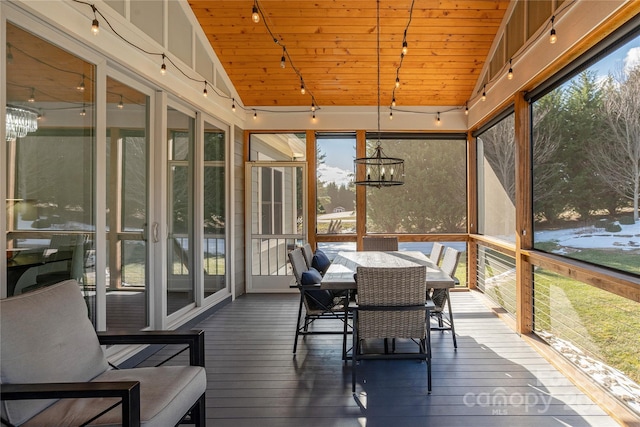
[5,24,96,318]
[532,33,640,275]
[204,121,226,297]
[106,77,149,330]
[167,106,194,314]
[477,113,516,242]
[317,133,356,234]
[365,136,467,234]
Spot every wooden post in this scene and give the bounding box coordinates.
[514,92,533,334]
[466,130,478,290]
[355,130,367,250]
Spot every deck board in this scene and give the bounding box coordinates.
[138,291,620,426]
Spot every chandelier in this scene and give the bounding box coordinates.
[353,0,404,188]
[6,105,38,142]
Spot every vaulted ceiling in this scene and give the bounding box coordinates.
[188,0,511,108]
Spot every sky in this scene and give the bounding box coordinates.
[317,137,355,187]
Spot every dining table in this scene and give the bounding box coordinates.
[320,250,455,361]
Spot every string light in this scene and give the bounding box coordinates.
[311,101,316,112]
[77,74,86,91]
[28,87,35,103]
[80,104,86,116]
[391,97,396,107]
[389,110,393,120]
[6,43,13,64]
[300,79,305,95]
[465,102,469,115]
[253,110,257,120]
[402,40,408,56]
[160,54,167,75]
[482,84,487,101]
[203,81,208,97]
[71,0,319,118]
[549,16,557,44]
[252,1,260,23]
[507,58,513,80]
[395,77,400,88]
[118,94,124,109]
[436,112,441,126]
[312,111,316,121]
[91,5,99,35]
[231,98,236,112]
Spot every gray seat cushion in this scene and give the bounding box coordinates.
[1,280,108,425]
[22,365,207,426]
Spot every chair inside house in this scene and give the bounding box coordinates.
[362,236,399,251]
[288,247,348,354]
[429,242,444,266]
[0,280,207,427]
[429,246,461,349]
[352,266,431,394]
[34,233,90,289]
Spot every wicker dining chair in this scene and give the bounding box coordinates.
[352,266,431,394]
[362,236,398,251]
[429,242,444,266]
[429,246,461,348]
[289,248,348,354]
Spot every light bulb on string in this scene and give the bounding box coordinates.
[392,97,396,107]
[28,87,35,103]
[91,5,99,35]
[549,16,557,44]
[80,104,86,116]
[231,99,236,112]
[203,81,208,97]
[402,40,408,56]
[482,85,486,102]
[311,101,316,112]
[118,95,124,109]
[77,74,86,92]
[395,77,400,88]
[507,59,513,80]
[252,3,260,23]
[465,103,469,115]
[312,111,316,122]
[160,54,167,75]
[300,79,305,95]
[436,112,441,126]
[253,110,257,120]
[389,110,393,120]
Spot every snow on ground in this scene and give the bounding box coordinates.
[534,220,640,252]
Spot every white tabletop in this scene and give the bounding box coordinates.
[321,251,455,291]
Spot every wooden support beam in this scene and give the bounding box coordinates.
[514,92,533,335]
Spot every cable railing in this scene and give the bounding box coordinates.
[476,244,517,317]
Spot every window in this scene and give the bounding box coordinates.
[365,135,467,234]
[531,30,640,276]
[203,121,226,297]
[5,24,96,312]
[316,133,356,234]
[476,112,516,243]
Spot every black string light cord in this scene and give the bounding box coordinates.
[466,0,577,107]
[252,0,320,114]
[70,0,318,117]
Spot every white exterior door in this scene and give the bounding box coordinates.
[245,162,306,292]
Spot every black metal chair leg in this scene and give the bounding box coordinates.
[446,289,457,349]
[293,294,304,353]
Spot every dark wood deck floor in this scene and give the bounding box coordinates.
[142,291,619,426]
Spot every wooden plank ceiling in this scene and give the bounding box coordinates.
[188,0,510,108]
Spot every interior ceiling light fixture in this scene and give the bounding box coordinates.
[354,0,404,188]
[6,104,38,141]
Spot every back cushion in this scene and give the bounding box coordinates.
[311,250,331,275]
[0,280,108,425]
